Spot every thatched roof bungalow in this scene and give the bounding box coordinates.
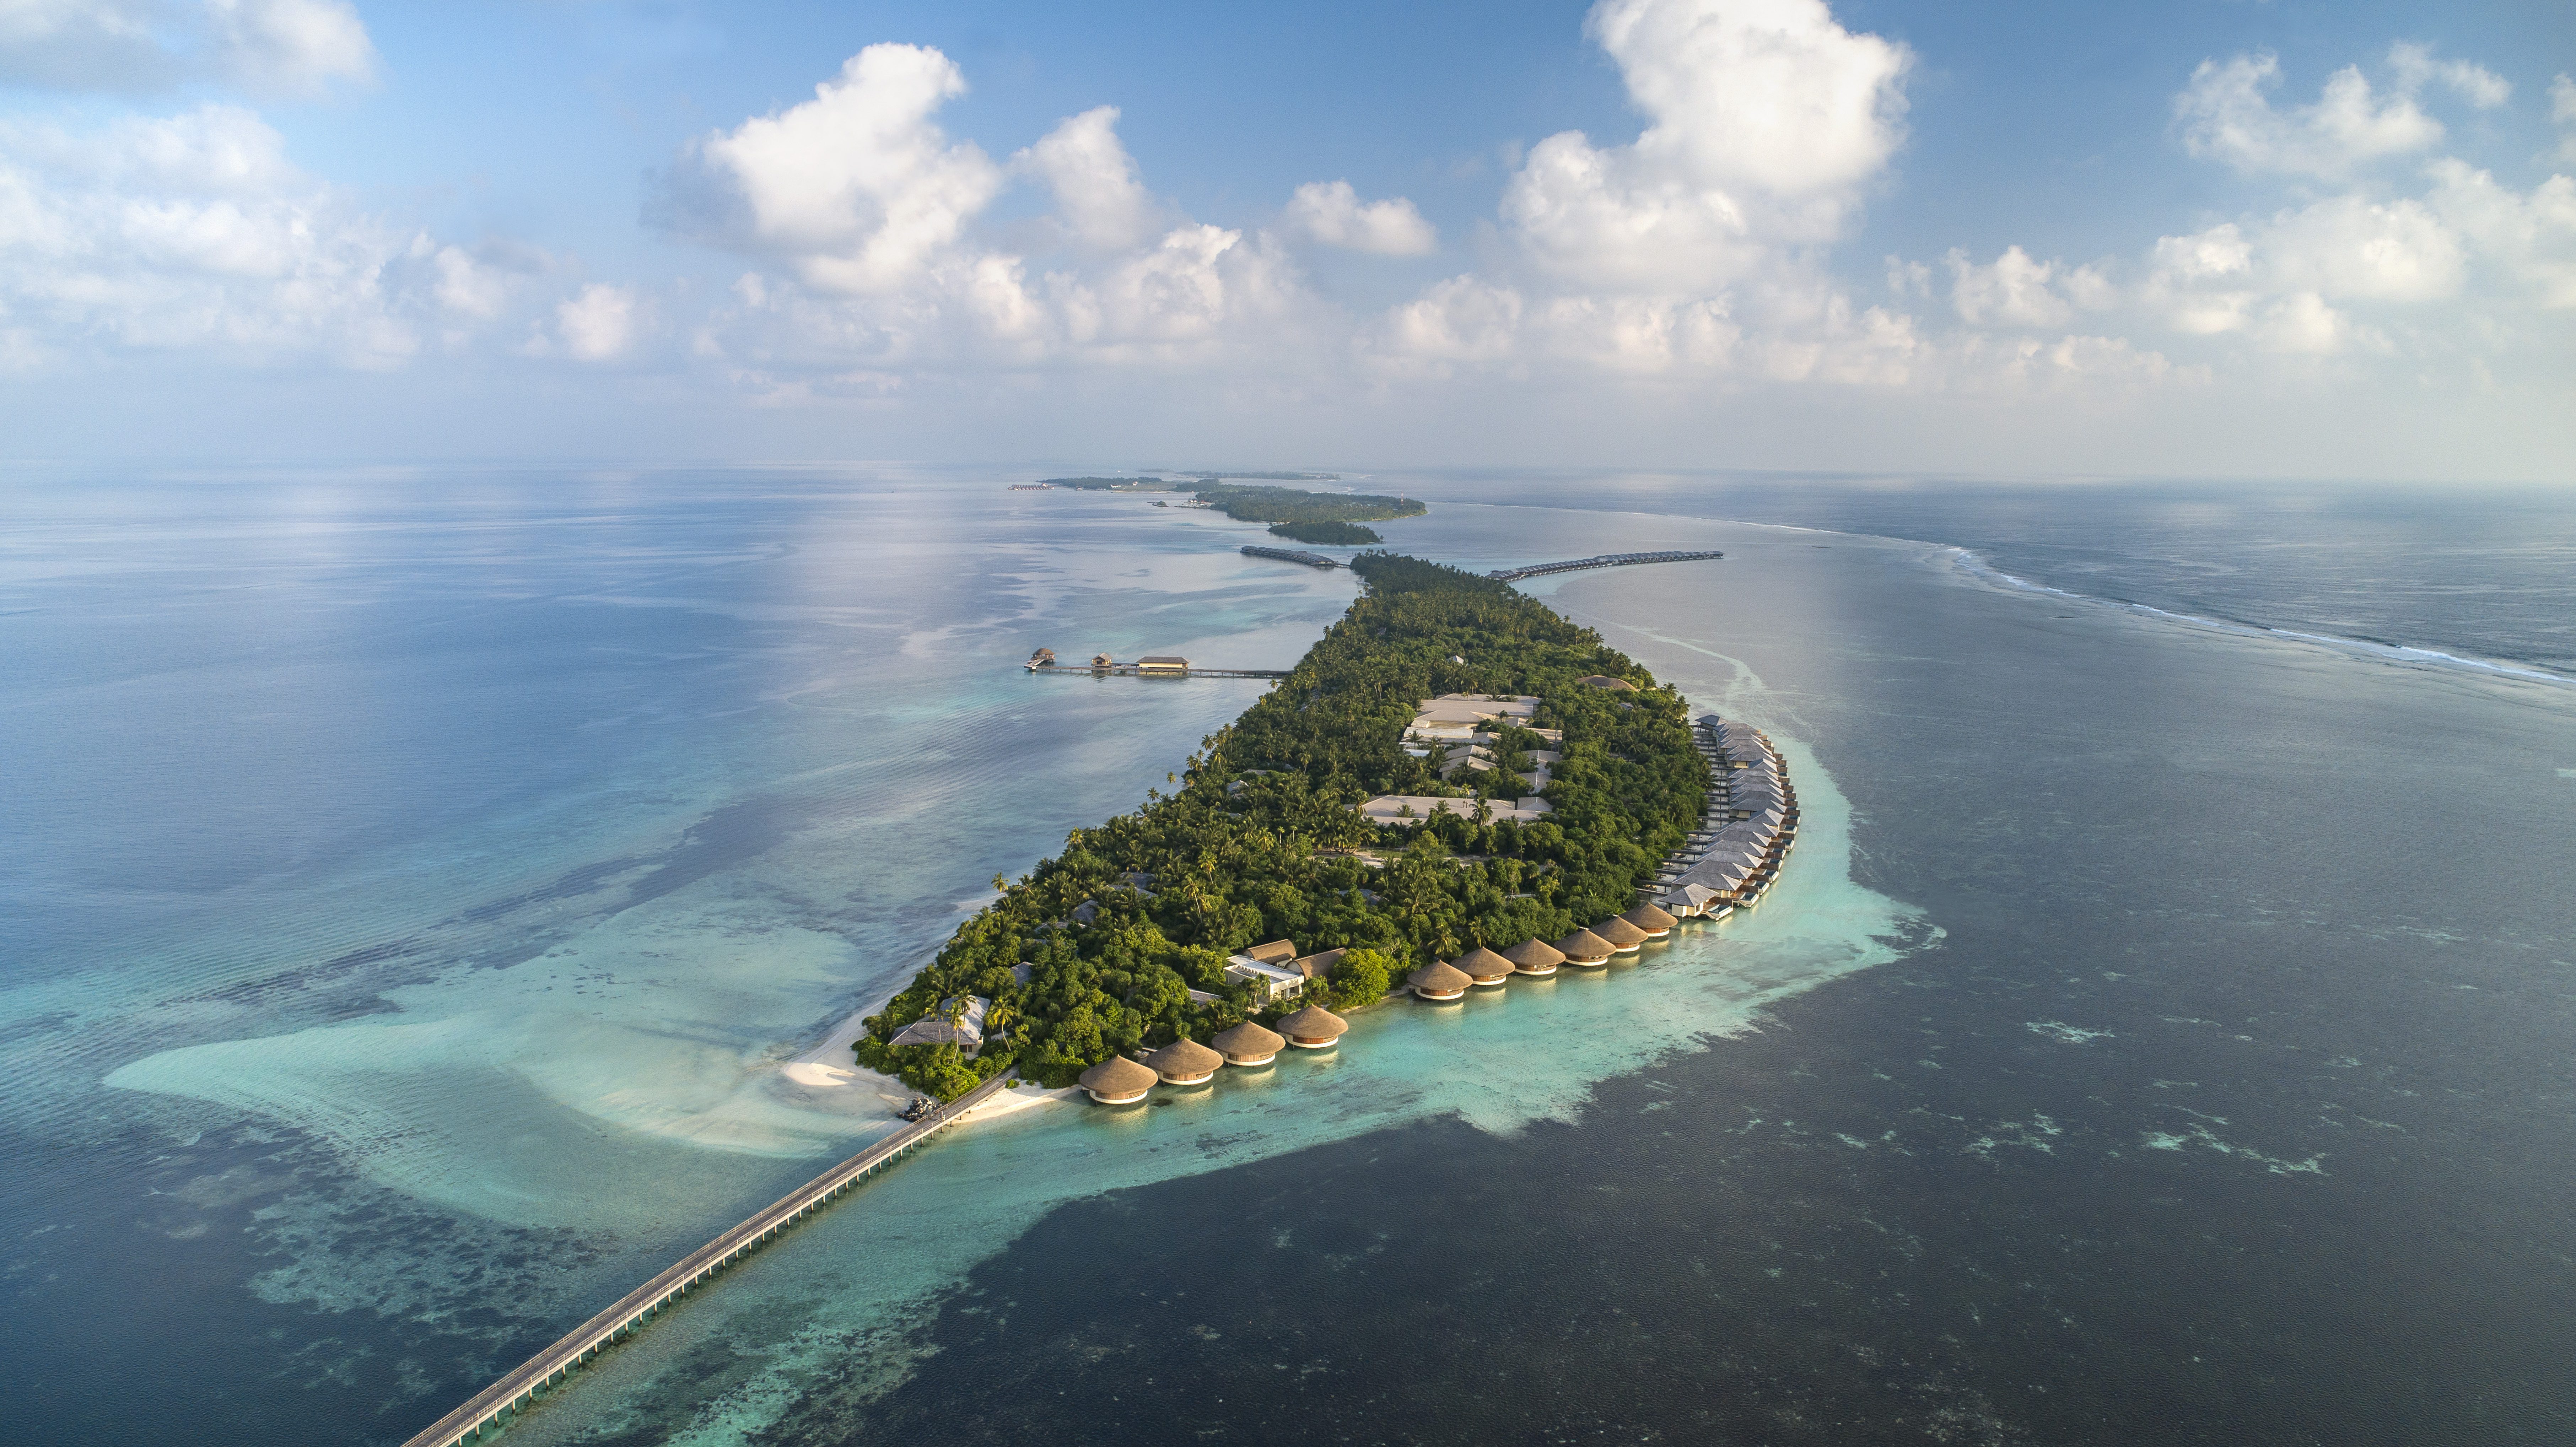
[1078,1055,1157,1105]
[1212,1021,1286,1067]
[1276,1004,1348,1049]
[1502,937,1565,976]
[1408,961,1471,1000]
[1144,1037,1224,1085]
[1452,946,1514,987]
[1621,903,1677,937]
[1555,928,1613,967]
[1593,916,1650,952]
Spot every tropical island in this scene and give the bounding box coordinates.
[856,553,1706,1100]
[1265,519,1383,545]
[1028,475,1425,543]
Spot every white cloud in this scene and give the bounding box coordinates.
[1014,106,1158,252]
[207,0,376,96]
[0,0,372,93]
[1283,180,1436,255]
[0,104,491,371]
[1500,0,1911,293]
[2176,45,2505,179]
[548,283,642,362]
[673,43,1003,296]
[1946,245,2109,327]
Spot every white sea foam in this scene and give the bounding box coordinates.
[1943,547,2572,686]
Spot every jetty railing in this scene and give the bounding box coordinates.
[1026,663,1292,680]
[399,1070,1020,1447]
[1488,549,1723,583]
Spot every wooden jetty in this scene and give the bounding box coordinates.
[398,1071,1020,1447]
[1240,545,1342,569]
[1025,655,1290,680]
[1488,549,1723,583]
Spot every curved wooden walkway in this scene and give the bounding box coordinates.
[399,1071,1020,1447]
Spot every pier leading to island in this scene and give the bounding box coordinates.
[399,1071,1020,1447]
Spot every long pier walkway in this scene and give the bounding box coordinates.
[399,1071,1021,1447]
[1488,549,1724,583]
[1026,663,1291,679]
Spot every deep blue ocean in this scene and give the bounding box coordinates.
[3,469,2570,1446]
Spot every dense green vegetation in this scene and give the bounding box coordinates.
[1197,483,1424,527]
[856,553,1705,1098]
[1268,519,1381,545]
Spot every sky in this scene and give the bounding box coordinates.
[0,0,2570,480]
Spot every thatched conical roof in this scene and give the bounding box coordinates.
[1408,961,1471,997]
[1555,928,1613,963]
[1622,902,1677,932]
[1144,1037,1224,1080]
[1451,945,1514,981]
[1079,1055,1157,1098]
[1502,938,1566,971]
[1275,1005,1348,1040]
[1593,916,1650,947]
[1212,1021,1284,1060]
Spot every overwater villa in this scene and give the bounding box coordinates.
[1275,1004,1348,1049]
[1502,938,1565,976]
[1079,1055,1157,1105]
[1555,928,1613,967]
[1211,1021,1285,1067]
[1408,960,1472,1000]
[1451,946,1514,987]
[1593,916,1650,953]
[1621,903,1677,938]
[1144,1037,1224,1085]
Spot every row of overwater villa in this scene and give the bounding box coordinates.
[1651,716,1799,917]
[1076,713,1795,1106]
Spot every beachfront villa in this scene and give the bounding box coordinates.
[1276,1004,1348,1048]
[1144,1037,1224,1085]
[1211,1021,1285,1067]
[1452,946,1515,987]
[1408,961,1472,1000]
[1078,1055,1157,1105]
[1556,929,1613,967]
[1503,938,1565,976]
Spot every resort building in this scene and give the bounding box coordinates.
[1451,946,1514,987]
[1276,1004,1349,1048]
[1144,1037,1224,1085]
[1290,946,1347,982]
[1620,903,1677,938]
[1502,938,1565,976]
[1211,1021,1286,1067]
[887,995,988,1052]
[1136,655,1191,677]
[1408,961,1472,1000]
[1358,794,1554,826]
[1225,940,1309,1004]
[1078,1055,1157,1105]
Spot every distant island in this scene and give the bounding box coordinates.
[857,553,1704,1100]
[1267,519,1382,545]
[1034,472,1343,488]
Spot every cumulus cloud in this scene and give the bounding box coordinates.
[1946,246,2113,328]
[544,284,642,361]
[0,0,373,93]
[664,43,1002,296]
[1500,0,1910,293]
[1014,106,1159,252]
[1283,180,1436,255]
[2176,45,2504,178]
[0,104,497,371]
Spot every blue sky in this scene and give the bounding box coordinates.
[2,0,2570,479]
